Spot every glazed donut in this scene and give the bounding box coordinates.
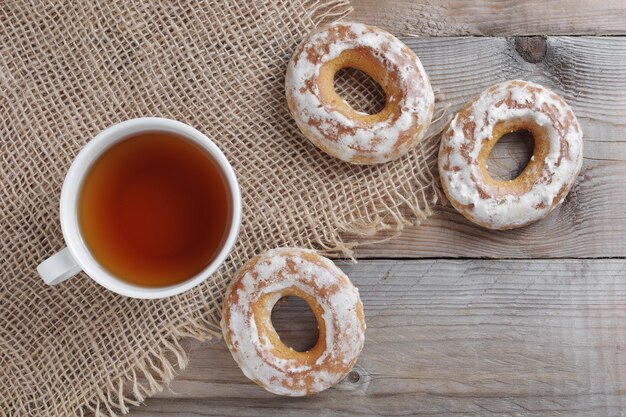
[220,248,366,396]
[438,80,583,230]
[285,21,434,164]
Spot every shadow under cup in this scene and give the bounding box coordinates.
[77,130,233,288]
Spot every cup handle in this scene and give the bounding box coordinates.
[37,247,82,285]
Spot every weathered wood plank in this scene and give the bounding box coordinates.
[351,0,626,36]
[348,36,626,258]
[128,259,626,416]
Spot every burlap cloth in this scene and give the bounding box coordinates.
[0,1,443,415]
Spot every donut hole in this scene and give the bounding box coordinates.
[334,67,386,115]
[487,129,535,181]
[271,296,320,352]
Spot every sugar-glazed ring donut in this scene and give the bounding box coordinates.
[221,248,366,396]
[285,21,434,164]
[438,80,583,230]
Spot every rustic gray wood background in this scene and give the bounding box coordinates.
[129,1,626,416]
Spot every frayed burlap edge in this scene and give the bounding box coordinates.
[71,2,357,416]
[315,98,451,258]
[52,3,454,415]
[77,103,451,417]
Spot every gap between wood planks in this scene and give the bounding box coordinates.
[336,256,626,261]
[350,0,626,37]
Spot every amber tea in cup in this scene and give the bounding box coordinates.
[78,131,232,287]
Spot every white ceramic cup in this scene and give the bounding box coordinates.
[37,117,242,299]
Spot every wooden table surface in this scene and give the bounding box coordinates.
[129,1,626,416]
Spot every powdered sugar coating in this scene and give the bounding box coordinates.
[221,248,366,396]
[439,80,583,229]
[285,22,434,164]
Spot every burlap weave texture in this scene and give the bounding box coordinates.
[0,1,440,415]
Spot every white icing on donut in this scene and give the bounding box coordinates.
[439,80,583,229]
[221,248,365,396]
[285,22,434,164]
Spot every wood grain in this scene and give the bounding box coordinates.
[121,4,626,416]
[350,0,626,36]
[347,36,626,259]
[128,259,626,416]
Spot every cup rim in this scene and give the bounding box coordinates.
[60,117,242,299]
